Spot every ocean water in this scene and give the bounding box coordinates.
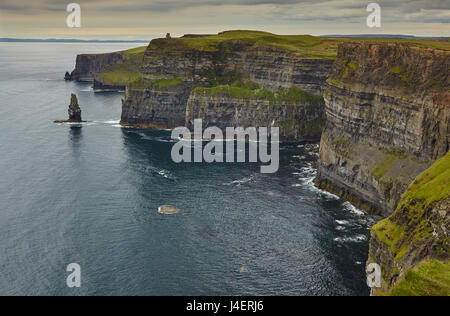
[0,43,375,296]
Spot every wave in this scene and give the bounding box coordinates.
[334,235,367,243]
[343,202,365,216]
[138,133,177,143]
[224,175,256,186]
[147,166,174,180]
[104,120,120,124]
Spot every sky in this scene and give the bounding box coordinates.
[0,0,449,40]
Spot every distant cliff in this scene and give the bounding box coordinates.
[316,42,449,216]
[66,46,146,90]
[121,31,334,140]
[140,36,334,95]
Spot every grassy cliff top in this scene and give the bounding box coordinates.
[97,31,450,85]
[193,81,324,104]
[371,152,449,296]
[97,46,147,86]
[373,152,449,261]
[388,260,450,296]
[149,30,450,59]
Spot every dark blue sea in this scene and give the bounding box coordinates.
[0,42,375,296]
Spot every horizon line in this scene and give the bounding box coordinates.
[1,33,449,43]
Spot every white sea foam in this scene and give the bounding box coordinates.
[104,120,120,124]
[343,202,365,216]
[334,235,367,243]
[224,175,256,186]
[147,166,173,179]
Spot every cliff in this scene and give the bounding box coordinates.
[141,32,335,95]
[121,31,335,139]
[186,85,325,142]
[122,80,192,129]
[368,152,449,296]
[316,42,450,216]
[66,46,146,90]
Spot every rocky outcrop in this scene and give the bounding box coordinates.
[66,47,146,92]
[68,52,125,82]
[54,94,84,123]
[316,43,450,216]
[367,153,449,295]
[185,89,325,142]
[141,39,334,95]
[68,94,82,122]
[121,82,193,129]
[93,79,126,92]
[121,35,333,137]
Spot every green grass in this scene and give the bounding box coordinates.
[149,31,450,61]
[181,31,338,59]
[389,260,450,296]
[372,148,406,180]
[98,46,146,86]
[391,66,405,74]
[194,81,323,104]
[153,78,183,87]
[332,137,355,159]
[373,152,450,262]
[99,68,142,86]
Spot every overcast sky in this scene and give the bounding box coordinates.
[0,0,449,40]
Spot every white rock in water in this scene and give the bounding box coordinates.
[240,265,248,274]
[158,205,180,215]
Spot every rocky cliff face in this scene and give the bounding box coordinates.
[141,39,334,95]
[367,152,449,295]
[185,90,325,142]
[68,52,125,82]
[121,82,193,128]
[316,43,449,216]
[121,37,333,137]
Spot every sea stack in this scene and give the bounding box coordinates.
[68,94,82,122]
[54,94,84,123]
[64,72,72,81]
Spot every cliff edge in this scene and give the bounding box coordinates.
[121,31,335,141]
[66,46,146,90]
[368,152,449,296]
[316,42,449,216]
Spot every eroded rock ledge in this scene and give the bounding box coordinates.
[121,34,334,141]
[316,42,449,216]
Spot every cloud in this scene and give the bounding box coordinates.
[0,0,448,38]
